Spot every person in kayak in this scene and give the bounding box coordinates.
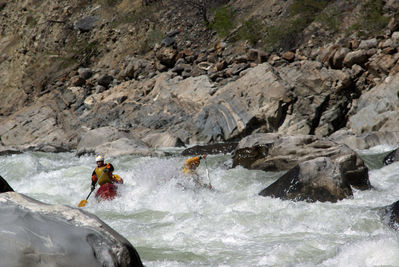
[183,155,212,189]
[91,155,115,191]
[91,155,123,201]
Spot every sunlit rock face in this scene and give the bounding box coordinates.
[0,192,143,267]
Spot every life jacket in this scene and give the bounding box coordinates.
[183,156,201,174]
[94,165,112,185]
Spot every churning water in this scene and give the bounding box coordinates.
[1,146,399,267]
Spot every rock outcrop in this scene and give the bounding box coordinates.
[0,191,143,267]
[259,157,353,202]
[232,133,370,191]
[0,175,13,193]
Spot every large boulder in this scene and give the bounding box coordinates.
[76,126,155,157]
[181,142,238,156]
[0,175,13,193]
[259,157,353,202]
[348,73,399,134]
[233,133,370,190]
[0,192,143,266]
[329,129,399,150]
[0,103,75,152]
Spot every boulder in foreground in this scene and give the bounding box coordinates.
[0,192,143,267]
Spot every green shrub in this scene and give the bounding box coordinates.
[315,5,341,32]
[209,6,235,38]
[290,0,330,17]
[138,28,164,54]
[362,0,389,33]
[238,18,264,45]
[262,0,331,52]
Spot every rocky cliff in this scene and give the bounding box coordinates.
[1,0,399,154]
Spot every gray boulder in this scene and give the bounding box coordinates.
[233,133,370,190]
[0,104,76,152]
[0,192,143,267]
[74,16,99,32]
[259,157,353,202]
[348,73,399,134]
[330,129,399,150]
[0,175,13,192]
[76,126,155,157]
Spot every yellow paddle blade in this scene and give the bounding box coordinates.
[78,199,88,207]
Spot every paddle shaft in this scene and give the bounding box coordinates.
[79,168,107,206]
[84,187,95,201]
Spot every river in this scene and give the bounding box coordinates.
[1,146,399,266]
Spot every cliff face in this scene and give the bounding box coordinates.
[1,0,399,153]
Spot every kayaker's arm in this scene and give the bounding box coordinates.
[91,171,98,190]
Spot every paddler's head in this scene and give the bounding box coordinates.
[96,155,105,167]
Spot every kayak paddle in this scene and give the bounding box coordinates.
[77,187,95,207]
[78,169,107,207]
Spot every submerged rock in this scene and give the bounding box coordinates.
[381,200,399,230]
[0,192,143,267]
[383,148,399,165]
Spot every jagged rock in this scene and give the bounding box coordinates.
[156,47,178,67]
[343,50,369,67]
[330,129,399,150]
[0,104,76,151]
[0,175,13,193]
[282,51,295,62]
[121,58,147,79]
[247,49,268,63]
[98,137,157,157]
[74,16,98,32]
[76,126,154,157]
[161,36,175,47]
[182,142,238,156]
[71,76,86,86]
[233,133,370,190]
[259,157,353,202]
[97,74,114,88]
[383,148,399,165]
[348,72,399,133]
[332,47,350,68]
[95,85,106,93]
[358,38,378,50]
[381,200,399,230]
[0,191,143,266]
[317,44,339,65]
[141,131,184,148]
[78,68,93,80]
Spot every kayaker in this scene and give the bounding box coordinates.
[183,155,212,189]
[91,155,115,191]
